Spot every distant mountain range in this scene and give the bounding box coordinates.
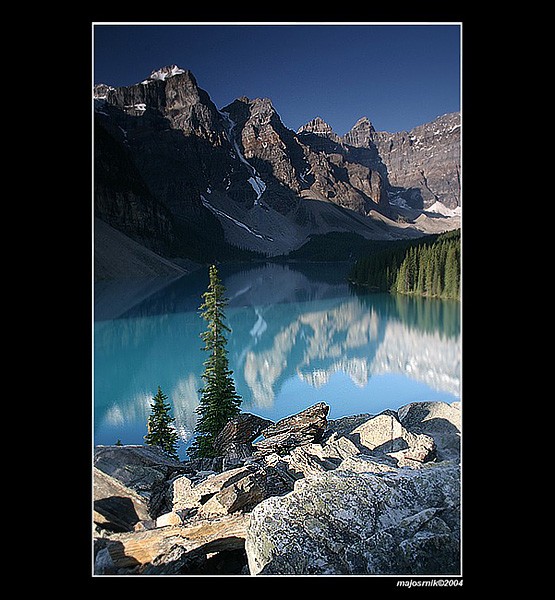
[94,65,460,279]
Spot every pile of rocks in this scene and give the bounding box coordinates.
[93,400,461,575]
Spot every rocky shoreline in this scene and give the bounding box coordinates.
[93,400,461,576]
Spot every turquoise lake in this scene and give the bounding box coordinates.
[94,262,461,459]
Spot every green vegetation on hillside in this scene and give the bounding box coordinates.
[349,229,460,300]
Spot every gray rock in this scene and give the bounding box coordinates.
[245,463,460,575]
[337,454,398,474]
[198,464,290,518]
[254,402,330,455]
[348,411,436,465]
[326,414,374,438]
[281,445,336,480]
[214,413,274,454]
[372,113,461,210]
[94,547,117,575]
[398,401,461,462]
[221,442,253,470]
[93,467,151,532]
[171,463,290,518]
[94,445,188,518]
[171,466,251,513]
[187,456,224,473]
[321,433,362,461]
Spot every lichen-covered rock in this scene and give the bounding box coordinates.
[245,463,460,575]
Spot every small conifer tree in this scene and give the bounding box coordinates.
[190,265,242,458]
[144,386,179,460]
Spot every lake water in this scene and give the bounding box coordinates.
[94,262,461,459]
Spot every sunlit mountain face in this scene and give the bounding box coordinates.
[94,262,460,458]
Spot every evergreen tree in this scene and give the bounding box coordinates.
[144,386,179,460]
[190,265,242,458]
[349,229,460,300]
[443,243,460,299]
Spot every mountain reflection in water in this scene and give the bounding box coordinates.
[94,262,461,458]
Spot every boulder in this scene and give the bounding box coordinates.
[213,413,274,454]
[326,413,374,438]
[171,467,252,513]
[185,456,223,473]
[155,511,183,528]
[171,464,290,518]
[221,442,253,471]
[281,445,334,480]
[321,433,361,462]
[94,445,188,517]
[254,402,330,455]
[197,465,288,518]
[349,411,436,465]
[245,463,460,575]
[93,467,151,532]
[397,401,461,462]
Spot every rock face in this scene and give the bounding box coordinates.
[342,116,376,147]
[93,401,461,576]
[372,113,461,210]
[246,463,460,575]
[94,65,460,273]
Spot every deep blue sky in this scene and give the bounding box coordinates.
[93,23,461,136]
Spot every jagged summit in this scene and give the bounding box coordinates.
[93,65,461,272]
[343,116,376,147]
[350,116,375,133]
[297,116,336,137]
[144,64,188,82]
[93,83,115,100]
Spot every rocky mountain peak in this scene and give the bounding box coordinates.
[93,83,115,100]
[145,64,188,82]
[343,116,376,148]
[297,117,337,138]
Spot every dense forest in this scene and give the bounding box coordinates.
[349,229,460,300]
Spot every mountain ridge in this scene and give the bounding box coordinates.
[93,65,460,278]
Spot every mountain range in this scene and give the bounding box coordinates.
[93,65,461,279]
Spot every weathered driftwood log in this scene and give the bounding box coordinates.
[103,514,250,574]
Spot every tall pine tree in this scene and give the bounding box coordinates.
[190,265,242,458]
[144,386,179,460]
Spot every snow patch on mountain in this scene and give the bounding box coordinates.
[248,176,266,200]
[148,65,186,81]
[201,195,273,241]
[219,109,267,203]
[426,201,461,217]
